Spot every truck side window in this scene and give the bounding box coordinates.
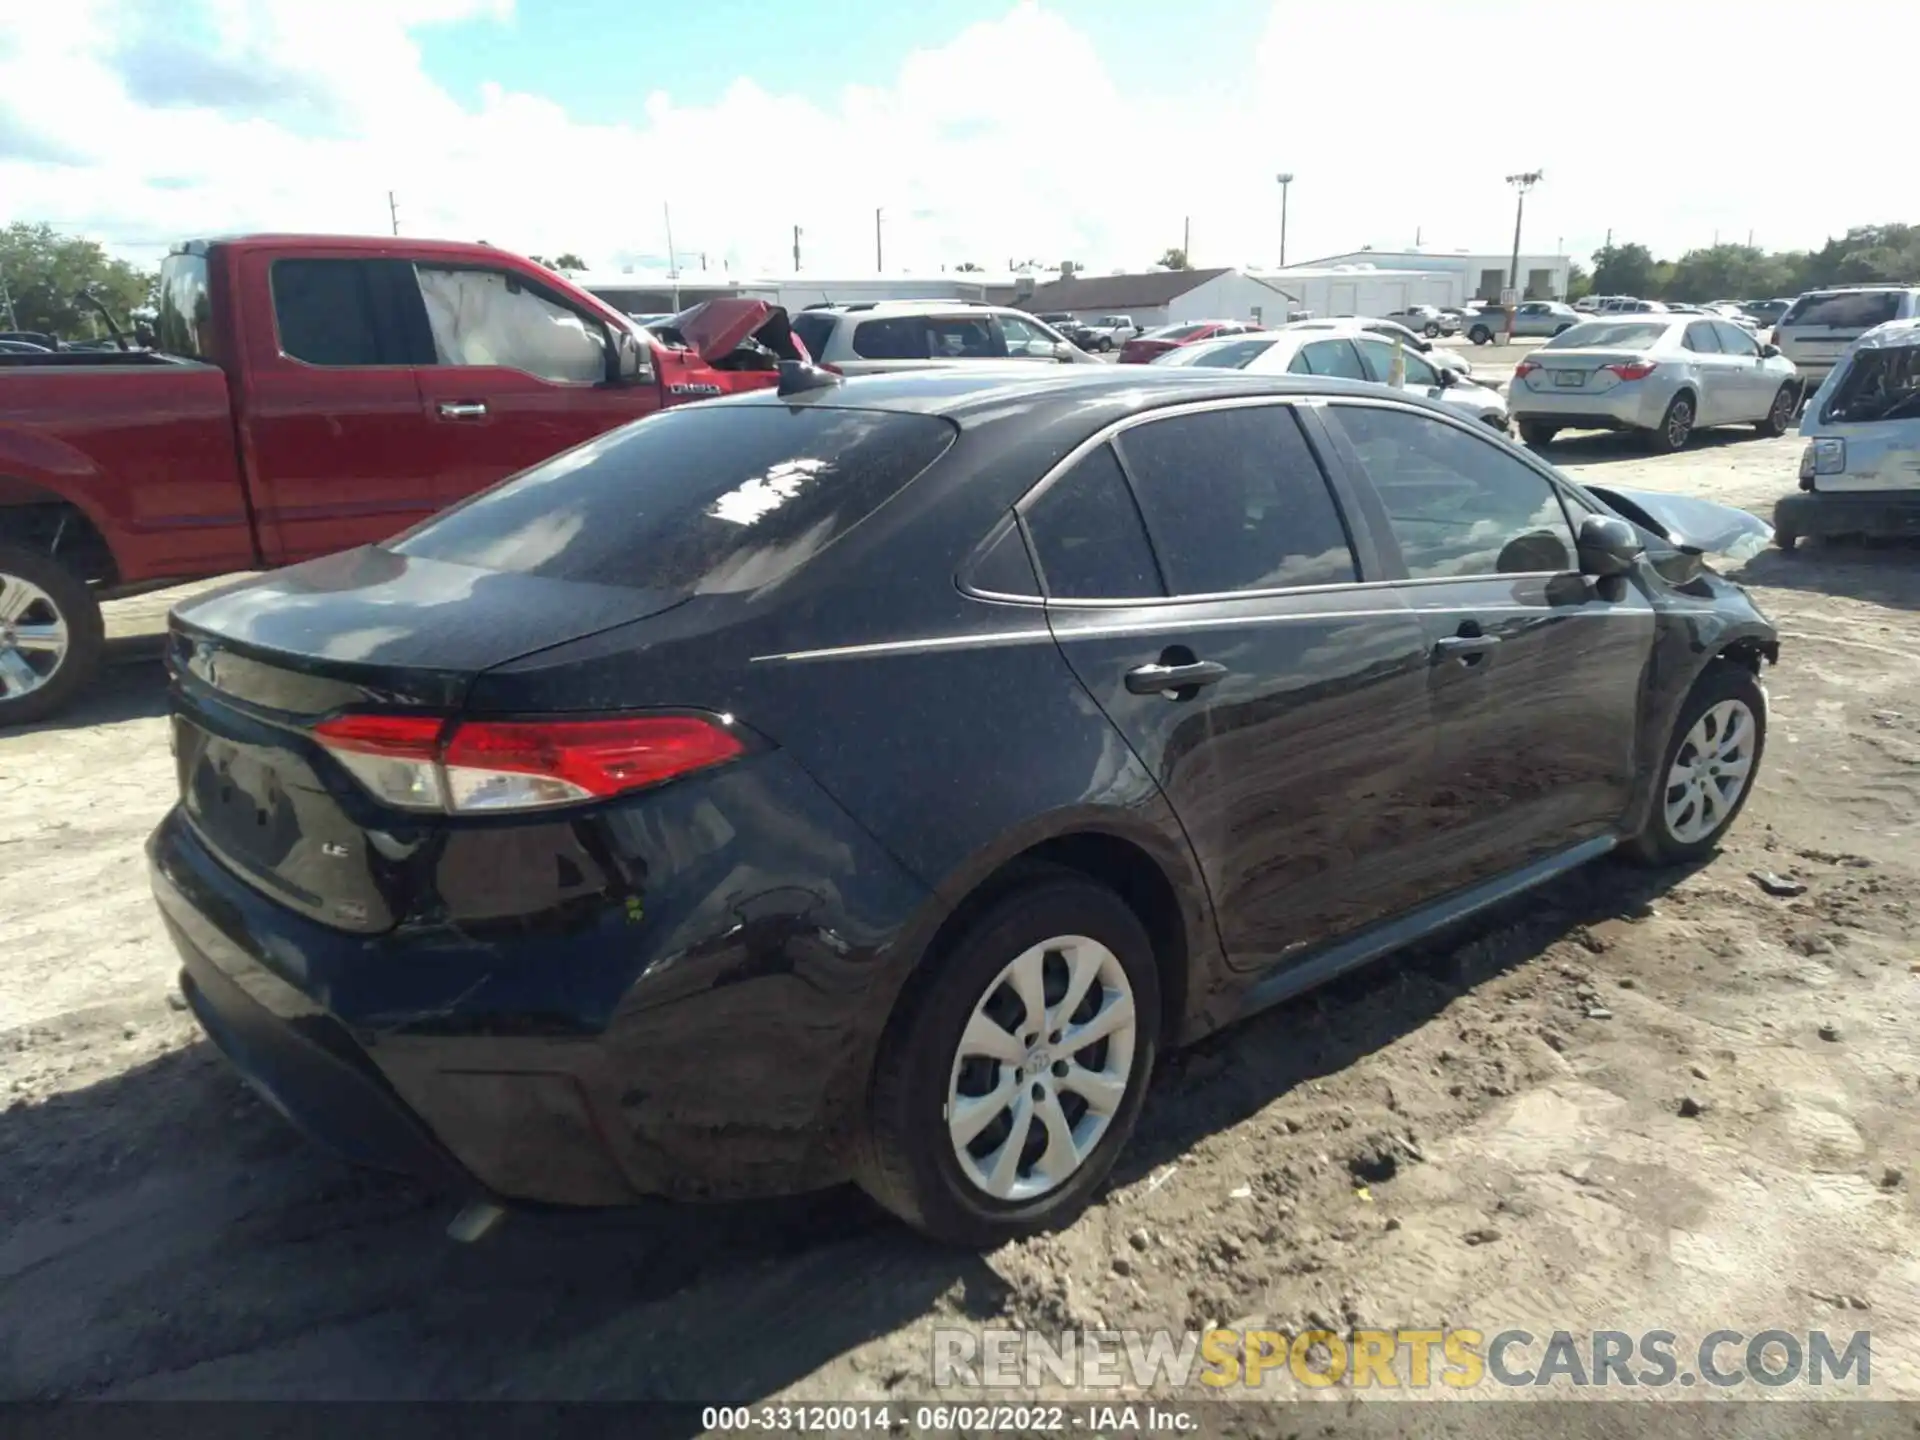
[271,259,421,367]
[414,266,610,384]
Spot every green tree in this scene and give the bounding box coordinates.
[954,261,983,272]
[1566,260,1592,300]
[1157,247,1191,270]
[551,252,588,271]
[1589,241,1657,298]
[0,223,153,339]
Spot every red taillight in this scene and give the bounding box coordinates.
[314,712,745,814]
[1514,360,1541,378]
[1606,360,1657,381]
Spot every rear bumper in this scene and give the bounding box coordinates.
[147,750,936,1207]
[1775,489,1920,540]
[1508,385,1664,431]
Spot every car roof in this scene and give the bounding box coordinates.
[1848,317,1920,350]
[709,364,1406,425]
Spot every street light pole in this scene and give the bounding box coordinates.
[875,208,884,273]
[1275,173,1294,268]
[1503,169,1542,343]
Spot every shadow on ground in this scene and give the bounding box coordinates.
[1737,539,1920,611]
[0,856,1696,1415]
[1535,427,1758,466]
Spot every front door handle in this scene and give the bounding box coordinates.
[1432,634,1501,665]
[437,401,488,420]
[1125,660,1228,695]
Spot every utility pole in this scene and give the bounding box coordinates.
[1504,169,1542,343]
[792,224,802,273]
[1275,173,1294,267]
[875,208,884,273]
[388,190,399,236]
[663,202,679,310]
[0,270,17,330]
[1183,215,1190,262]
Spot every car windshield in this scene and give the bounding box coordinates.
[393,405,955,594]
[1783,291,1906,329]
[1544,321,1671,350]
[1821,344,1920,425]
[1160,337,1277,368]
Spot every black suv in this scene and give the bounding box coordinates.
[151,366,1778,1247]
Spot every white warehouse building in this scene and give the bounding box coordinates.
[1008,268,1305,330]
[1277,248,1574,307]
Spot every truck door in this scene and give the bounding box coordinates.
[409,263,661,508]
[233,253,445,565]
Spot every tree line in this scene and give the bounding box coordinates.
[1,223,154,339]
[1575,224,1920,303]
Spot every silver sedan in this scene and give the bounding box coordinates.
[1509,315,1802,453]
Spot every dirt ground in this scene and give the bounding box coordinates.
[3,426,1918,1420]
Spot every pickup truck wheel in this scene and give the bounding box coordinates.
[1468,325,1492,345]
[0,544,103,727]
[1423,322,1441,338]
[1096,337,1114,353]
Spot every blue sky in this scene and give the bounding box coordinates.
[4,0,1918,276]
[417,1,1263,125]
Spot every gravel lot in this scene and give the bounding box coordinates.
[4,426,1919,1417]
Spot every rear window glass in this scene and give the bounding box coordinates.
[1783,292,1907,330]
[156,252,213,360]
[1545,321,1669,350]
[790,311,836,360]
[1821,344,1920,425]
[392,406,954,593]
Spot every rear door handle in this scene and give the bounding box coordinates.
[1125,660,1228,695]
[437,401,488,420]
[1432,634,1500,665]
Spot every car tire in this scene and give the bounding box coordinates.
[1774,528,1798,552]
[1469,326,1492,345]
[1554,324,1573,335]
[1756,384,1796,437]
[0,543,104,728]
[1626,662,1767,867]
[1518,421,1558,448]
[1645,392,1695,453]
[1423,323,1441,339]
[858,872,1162,1248]
[1097,337,1113,353]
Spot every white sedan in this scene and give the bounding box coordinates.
[1155,321,1510,429]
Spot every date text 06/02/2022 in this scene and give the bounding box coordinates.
[701,1404,1199,1432]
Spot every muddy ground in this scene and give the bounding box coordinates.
[3,428,1918,1422]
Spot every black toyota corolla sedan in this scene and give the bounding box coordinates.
[149,363,1779,1247]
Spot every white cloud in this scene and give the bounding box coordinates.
[2,0,1917,278]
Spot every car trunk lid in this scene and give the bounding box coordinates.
[167,548,682,933]
[1519,348,1648,395]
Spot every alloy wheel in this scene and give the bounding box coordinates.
[1665,399,1693,449]
[0,572,69,700]
[945,934,1137,1203]
[1769,388,1793,431]
[1663,699,1756,844]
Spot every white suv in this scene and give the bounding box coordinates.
[788,302,1097,375]
[1774,286,1920,390]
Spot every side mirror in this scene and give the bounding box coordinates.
[612,325,653,383]
[1433,368,1455,388]
[1760,342,1781,358]
[1577,514,1644,578]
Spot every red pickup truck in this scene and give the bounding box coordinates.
[0,233,806,724]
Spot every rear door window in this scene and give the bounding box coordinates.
[392,406,955,594]
[926,315,1003,359]
[1116,405,1358,594]
[851,317,931,360]
[1714,321,1760,357]
[1023,445,1163,600]
[1355,337,1440,387]
[1682,322,1722,353]
[1783,292,1906,329]
[271,258,429,367]
[1295,339,1367,379]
